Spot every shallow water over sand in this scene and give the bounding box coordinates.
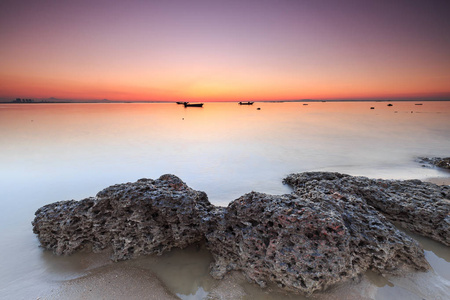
[0,101,449,299]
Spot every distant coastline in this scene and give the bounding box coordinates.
[1,99,450,104]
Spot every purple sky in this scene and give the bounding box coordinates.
[1,0,449,101]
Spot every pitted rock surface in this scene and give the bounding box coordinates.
[206,191,429,295]
[32,174,213,260]
[33,172,440,295]
[283,172,450,246]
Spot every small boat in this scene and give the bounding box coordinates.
[238,101,254,105]
[176,101,185,104]
[370,107,375,109]
[415,103,423,106]
[387,103,393,106]
[184,102,203,107]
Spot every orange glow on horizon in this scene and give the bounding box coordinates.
[1,1,449,102]
[1,71,449,102]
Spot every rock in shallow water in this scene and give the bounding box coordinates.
[206,191,429,295]
[419,157,450,169]
[283,172,450,246]
[32,172,443,296]
[32,174,213,260]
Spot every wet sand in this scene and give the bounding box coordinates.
[42,253,375,300]
[39,235,450,300]
[45,265,179,300]
[424,176,450,186]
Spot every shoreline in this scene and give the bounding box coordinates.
[424,176,450,186]
[42,230,450,300]
[34,172,450,299]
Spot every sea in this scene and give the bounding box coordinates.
[0,101,449,299]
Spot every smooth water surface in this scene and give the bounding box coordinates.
[0,101,449,299]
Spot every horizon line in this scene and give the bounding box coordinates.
[2,99,450,104]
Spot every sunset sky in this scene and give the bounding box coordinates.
[1,0,449,102]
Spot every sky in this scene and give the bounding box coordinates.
[1,0,449,102]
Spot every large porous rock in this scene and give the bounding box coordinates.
[206,190,429,296]
[32,174,213,260]
[283,172,450,246]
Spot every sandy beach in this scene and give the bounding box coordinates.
[42,245,449,300]
[424,176,450,186]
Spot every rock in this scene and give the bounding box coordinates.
[33,172,437,296]
[206,191,429,295]
[283,172,450,246]
[418,157,450,169]
[32,174,213,260]
[435,157,450,169]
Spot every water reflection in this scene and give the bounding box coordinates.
[1,102,449,205]
[399,229,450,281]
[39,249,113,281]
[177,287,208,300]
[125,243,215,297]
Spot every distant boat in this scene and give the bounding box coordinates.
[370,107,375,109]
[238,101,254,105]
[184,102,203,107]
[176,101,185,104]
[415,103,423,105]
[387,104,393,106]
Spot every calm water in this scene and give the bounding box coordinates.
[0,101,449,299]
